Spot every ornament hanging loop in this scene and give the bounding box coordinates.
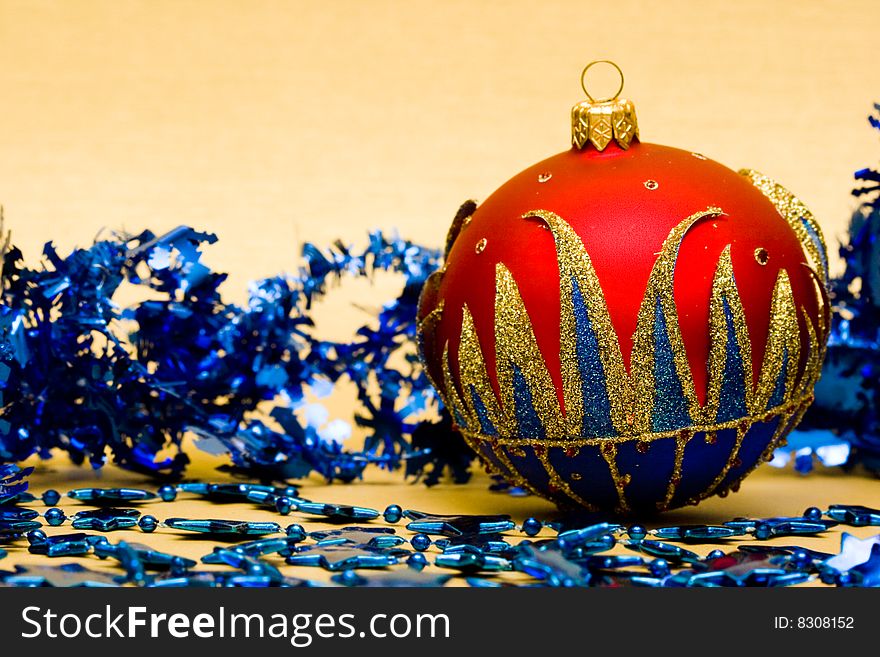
[571,60,639,151]
[580,60,625,103]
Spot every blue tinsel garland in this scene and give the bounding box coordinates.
[0,221,465,483]
[779,102,880,475]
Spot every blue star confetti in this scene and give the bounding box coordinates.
[308,527,405,549]
[293,502,380,522]
[513,545,592,587]
[403,511,515,537]
[286,544,408,571]
[2,563,121,587]
[824,532,880,573]
[71,508,141,532]
[27,533,101,557]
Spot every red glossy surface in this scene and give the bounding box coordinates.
[422,141,819,413]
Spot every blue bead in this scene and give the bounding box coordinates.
[27,529,47,545]
[754,522,772,540]
[170,556,190,576]
[158,485,177,502]
[803,506,822,521]
[411,533,432,551]
[649,558,670,577]
[138,515,158,532]
[383,504,402,524]
[707,549,725,560]
[407,552,428,569]
[628,525,647,541]
[278,486,299,498]
[285,524,306,541]
[522,517,542,537]
[275,496,294,515]
[44,508,66,526]
[836,571,853,587]
[41,489,61,506]
[819,568,837,585]
[339,569,360,585]
[790,549,811,568]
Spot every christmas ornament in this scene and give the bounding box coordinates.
[417,61,830,513]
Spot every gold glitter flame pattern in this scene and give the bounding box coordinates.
[444,207,824,439]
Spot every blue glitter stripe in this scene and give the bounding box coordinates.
[767,347,789,410]
[451,406,469,432]
[570,276,616,437]
[512,363,546,438]
[716,296,749,423]
[469,384,498,436]
[651,298,692,432]
[801,218,829,280]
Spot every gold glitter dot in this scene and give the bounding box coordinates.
[474,238,487,254]
[691,152,707,160]
[644,180,659,190]
[754,247,769,265]
[571,472,582,481]
[537,172,552,183]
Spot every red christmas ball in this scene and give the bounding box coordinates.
[418,64,829,513]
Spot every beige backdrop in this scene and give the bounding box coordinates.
[1,2,879,571]
[1,0,879,432]
[2,0,878,278]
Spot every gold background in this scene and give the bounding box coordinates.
[0,0,879,573]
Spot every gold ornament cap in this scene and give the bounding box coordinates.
[571,60,639,151]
